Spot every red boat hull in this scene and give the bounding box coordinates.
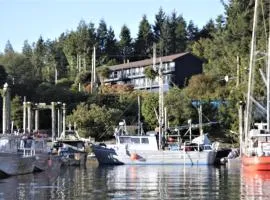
[242,155,270,171]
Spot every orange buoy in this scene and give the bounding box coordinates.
[130,153,138,161]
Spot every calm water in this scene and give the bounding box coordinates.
[1,161,270,200]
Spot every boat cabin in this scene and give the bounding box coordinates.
[248,123,270,156]
[115,134,159,151]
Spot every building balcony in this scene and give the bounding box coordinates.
[163,67,175,74]
[133,83,170,91]
[127,73,145,79]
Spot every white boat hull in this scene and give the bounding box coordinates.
[93,145,216,165]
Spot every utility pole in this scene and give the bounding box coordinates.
[158,58,164,150]
[55,64,58,85]
[137,95,141,135]
[153,43,156,70]
[91,46,96,94]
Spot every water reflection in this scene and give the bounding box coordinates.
[241,168,270,199]
[0,163,244,200]
[0,166,67,200]
[99,165,240,200]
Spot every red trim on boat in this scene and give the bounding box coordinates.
[242,155,270,171]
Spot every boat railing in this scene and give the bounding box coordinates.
[22,147,35,157]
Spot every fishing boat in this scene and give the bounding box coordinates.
[93,45,218,165]
[53,129,88,166]
[241,0,270,171]
[0,135,35,176]
[92,120,218,165]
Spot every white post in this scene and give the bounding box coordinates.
[164,107,167,139]
[188,119,192,143]
[57,105,60,138]
[51,102,56,141]
[34,109,39,132]
[93,46,96,84]
[62,103,66,138]
[55,66,58,85]
[23,97,27,134]
[2,83,7,134]
[27,102,32,133]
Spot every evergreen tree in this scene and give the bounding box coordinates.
[167,11,187,54]
[32,36,46,80]
[96,19,108,65]
[134,15,154,59]
[62,31,79,79]
[0,64,7,86]
[199,19,216,39]
[153,7,166,56]
[174,14,187,53]
[186,20,199,43]
[153,7,166,42]
[4,40,14,54]
[76,20,96,71]
[22,40,33,59]
[105,27,119,63]
[119,24,133,63]
[159,18,171,56]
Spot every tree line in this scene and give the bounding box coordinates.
[0,1,269,144]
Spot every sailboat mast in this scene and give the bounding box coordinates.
[244,0,259,146]
[267,27,270,130]
[199,104,203,135]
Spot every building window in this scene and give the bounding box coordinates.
[169,62,175,71]
[126,69,130,76]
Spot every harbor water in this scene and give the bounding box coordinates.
[1,161,270,200]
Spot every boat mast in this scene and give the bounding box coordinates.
[244,0,259,148]
[267,17,270,130]
[198,103,203,135]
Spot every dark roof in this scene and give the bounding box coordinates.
[108,52,191,71]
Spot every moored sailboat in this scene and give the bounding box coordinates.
[242,0,270,170]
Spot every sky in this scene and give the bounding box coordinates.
[0,0,225,53]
